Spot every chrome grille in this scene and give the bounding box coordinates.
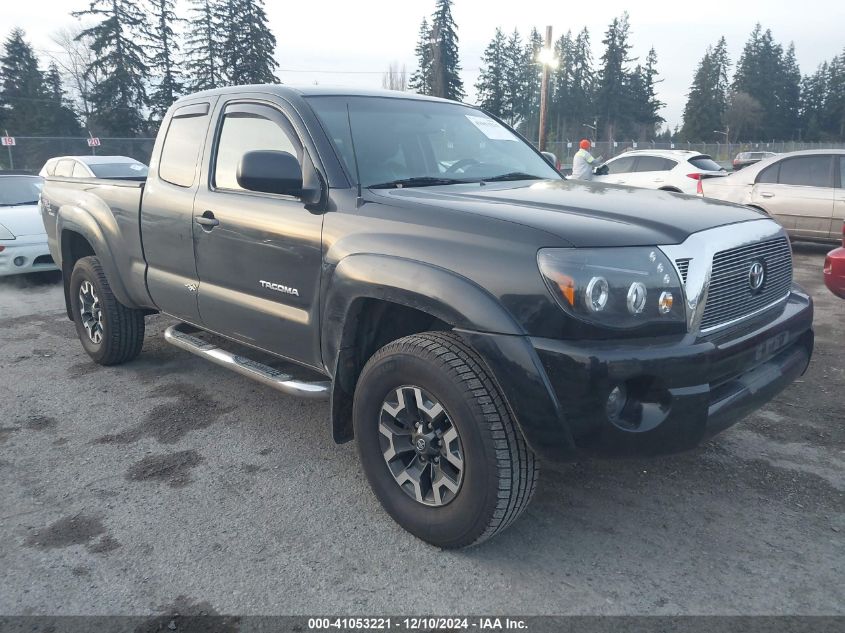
[699,236,792,331]
[675,258,691,284]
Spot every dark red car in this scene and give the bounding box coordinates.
[824,222,845,299]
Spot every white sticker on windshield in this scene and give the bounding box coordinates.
[465,115,519,141]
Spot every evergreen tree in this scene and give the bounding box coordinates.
[73,0,149,136]
[43,61,83,135]
[550,30,574,139]
[825,50,845,139]
[409,18,433,95]
[519,28,544,137]
[429,0,464,101]
[681,37,730,141]
[732,24,800,139]
[476,28,507,118]
[502,29,524,126]
[629,47,664,138]
[595,13,633,141]
[219,0,278,85]
[185,0,223,91]
[146,0,183,124]
[800,63,828,140]
[568,28,595,140]
[0,28,49,135]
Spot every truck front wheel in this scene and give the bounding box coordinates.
[353,332,538,548]
[69,256,145,366]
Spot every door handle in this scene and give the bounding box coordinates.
[195,212,219,229]
[761,192,774,198]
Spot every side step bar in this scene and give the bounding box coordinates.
[164,323,330,400]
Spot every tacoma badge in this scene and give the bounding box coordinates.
[259,280,300,297]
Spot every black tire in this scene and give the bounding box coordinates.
[69,256,145,366]
[353,331,538,548]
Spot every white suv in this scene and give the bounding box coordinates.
[592,150,726,195]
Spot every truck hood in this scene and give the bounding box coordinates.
[0,203,45,237]
[373,179,766,247]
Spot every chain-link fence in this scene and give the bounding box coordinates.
[0,137,155,172]
[2,134,845,174]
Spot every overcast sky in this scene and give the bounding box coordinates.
[8,0,845,130]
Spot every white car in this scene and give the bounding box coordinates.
[592,150,727,195]
[0,173,58,276]
[39,155,148,179]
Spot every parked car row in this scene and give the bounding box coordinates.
[1,156,147,277]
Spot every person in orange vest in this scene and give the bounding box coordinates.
[572,139,602,180]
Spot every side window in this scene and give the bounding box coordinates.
[55,160,75,177]
[159,103,210,187]
[777,156,832,188]
[72,162,89,178]
[757,163,779,184]
[213,105,301,192]
[606,156,636,174]
[633,156,671,172]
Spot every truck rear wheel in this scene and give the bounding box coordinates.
[69,256,145,366]
[353,332,538,548]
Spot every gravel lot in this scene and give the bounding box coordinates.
[0,246,842,617]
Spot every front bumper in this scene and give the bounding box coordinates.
[461,288,813,462]
[0,235,58,276]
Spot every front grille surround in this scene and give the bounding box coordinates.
[659,220,793,335]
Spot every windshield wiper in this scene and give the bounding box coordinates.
[369,176,471,189]
[482,172,545,183]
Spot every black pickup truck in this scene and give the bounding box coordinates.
[40,86,813,548]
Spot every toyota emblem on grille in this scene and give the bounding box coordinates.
[748,260,765,294]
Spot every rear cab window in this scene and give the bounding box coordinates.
[159,102,211,187]
[72,162,90,178]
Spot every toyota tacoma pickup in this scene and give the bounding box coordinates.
[40,87,814,548]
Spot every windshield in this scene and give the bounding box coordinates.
[307,96,561,188]
[0,176,43,206]
[89,162,148,178]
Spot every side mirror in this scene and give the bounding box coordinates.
[541,151,558,168]
[237,150,302,196]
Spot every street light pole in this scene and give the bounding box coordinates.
[538,25,554,151]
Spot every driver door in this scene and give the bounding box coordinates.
[192,100,324,367]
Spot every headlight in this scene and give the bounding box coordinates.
[0,223,15,240]
[537,247,686,331]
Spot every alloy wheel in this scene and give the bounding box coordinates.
[78,280,104,344]
[379,386,464,506]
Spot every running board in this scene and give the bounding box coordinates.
[163,323,330,400]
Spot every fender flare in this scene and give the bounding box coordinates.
[58,208,139,310]
[321,253,524,376]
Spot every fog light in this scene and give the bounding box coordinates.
[13,256,26,267]
[606,385,627,421]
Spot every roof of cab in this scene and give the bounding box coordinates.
[175,84,459,105]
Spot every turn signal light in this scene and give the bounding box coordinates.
[548,271,576,306]
[0,245,5,252]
